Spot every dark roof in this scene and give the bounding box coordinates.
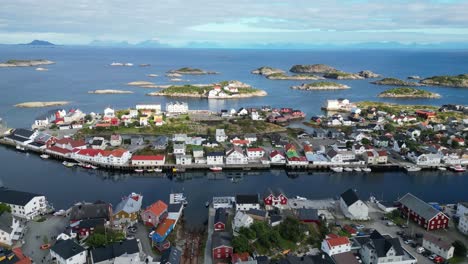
[167,203,183,213]
[423,234,453,250]
[51,239,86,260]
[5,134,30,142]
[207,152,224,156]
[212,232,232,249]
[246,209,267,218]
[77,218,105,229]
[332,252,360,264]
[214,208,227,225]
[160,247,182,264]
[0,212,13,233]
[369,230,404,258]
[236,194,259,204]
[69,202,110,221]
[297,208,319,221]
[0,187,42,206]
[12,128,34,139]
[398,193,444,221]
[270,215,283,223]
[340,189,360,207]
[91,240,139,263]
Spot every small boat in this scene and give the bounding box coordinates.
[40,154,50,159]
[134,169,144,173]
[90,165,98,170]
[450,165,466,172]
[437,167,447,171]
[81,164,93,169]
[155,168,163,173]
[62,161,76,168]
[362,167,372,173]
[405,166,421,172]
[210,167,223,172]
[344,167,353,172]
[16,145,26,151]
[205,201,210,208]
[296,196,307,201]
[354,167,362,172]
[330,167,343,173]
[146,169,155,172]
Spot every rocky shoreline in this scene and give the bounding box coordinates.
[291,82,350,90]
[0,59,55,67]
[88,89,134,94]
[378,87,440,98]
[420,74,468,88]
[14,101,70,108]
[371,78,424,86]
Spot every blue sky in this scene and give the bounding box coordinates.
[1,0,468,46]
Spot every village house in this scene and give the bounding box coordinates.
[422,234,454,260]
[230,137,251,147]
[103,107,115,118]
[176,154,192,165]
[448,136,465,146]
[398,193,449,231]
[393,140,407,153]
[407,152,441,166]
[263,190,288,210]
[213,197,236,209]
[244,133,257,143]
[32,116,49,129]
[321,234,351,256]
[141,200,168,227]
[0,212,23,246]
[340,189,369,220]
[152,218,176,243]
[236,194,260,211]
[73,149,132,165]
[90,239,141,264]
[214,208,227,232]
[212,232,233,260]
[152,136,169,150]
[192,145,204,158]
[207,152,224,165]
[130,136,144,146]
[160,247,182,264]
[324,99,355,111]
[269,150,286,164]
[216,129,228,142]
[246,147,265,161]
[327,149,356,164]
[458,214,468,235]
[246,209,268,222]
[352,144,367,155]
[373,136,390,148]
[226,146,248,165]
[109,134,122,147]
[139,116,148,126]
[364,150,388,165]
[233,211,254,232]
[0,187,48,220]
[166,101,188,114]
[113,192,143,227]
[50,238,87,264]
[69,202,110,238]
[131,155,165,167]
[4,128,38,147]
[173,143,186,155]
[456,202,468,217]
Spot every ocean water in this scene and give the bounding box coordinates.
[1,46,467,227]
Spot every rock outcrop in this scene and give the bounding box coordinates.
[420,74,468,88]
[371,78,423,86]
[291,82,350,90]
[289,64,337,74]
[0,59,55,67]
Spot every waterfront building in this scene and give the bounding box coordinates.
[0,187,48,220]
[269,150,286,164]
[321,234,351,256]
[50,239,87,264]
[113,192,143,226]
[422,234,454,260]
[407,152,441,166]
[236,194,260,211]
[73,149,131,165]
[212,197,235,209]
[214,208,227,231]
[4,128,38,146]
[263,190,288,210]
[207,152,224,165]
[90,239,140,264]
[212,232,233,260]
[324,99,355,111]
[175,155,192,165]
[246,148,265,161]
[32,116,49,129]
[131,155,165,167]
[192,145,204,158]
[110,134,122,147]
[153,218,176,243]
[456,202,468,217]
[398,193,449,231]
[152,136,169,150]
[458,214,468,235]
[90,137,106,149]
[141,200,168,227]
[173,143,186,155]
[233,211,253,232]
[340,189,369,220]
[226,146,248,165]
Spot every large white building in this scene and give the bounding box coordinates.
[235,194,260,211]
[340,189,369,220]
[321,234,351,256]
[0,188,48,220]
[226,146,248,165]
[0,212,23,246]
[422,234,455,260]
[72,149,131,165]
[458,214,468,235]
[358,231,416,264]
[324,99,355,111]
[166,102,188,114]
[131,155,165,166]
[207,152,224,165]
[456,202,468,217]
[50,239,88,264]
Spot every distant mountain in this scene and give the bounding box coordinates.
[135,40,171,48]
[88,40,132,47]
[24,40,55,46]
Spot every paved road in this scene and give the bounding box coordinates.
[204,207,215,264]
[133,223,157,260]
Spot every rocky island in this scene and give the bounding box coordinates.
[378,87,440,98]
[371,77,423,86]
[167,67,218,75]
[0,59,55,68]
[420,74,468,88]
[289,64,380,80]
[290,64,337,74]
[147,80,266,99]
[252,66,322,80]
[14,101,70,108]
[251,66,285,76]
[88,89,134,94]
[126,81,158,88]
[323,71,364,80]
[291,81,350,90]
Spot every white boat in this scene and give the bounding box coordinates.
[62,161,76,168]
[210,166,223,172]
[450,165,466,172]
[110,62,124,66]
[146,169,155,172]
[354,167,362,172]
[155,168,163,173]
[437,167,447,171]
[40,154,50,159]
[296,196,307,201]
[344,167,353,172]
[15,145,26,151]
[362,167,372,173]
[90,165,98,170]
[134,169,144,173]
[124,63,133,66]
[405,166,421,172]
[330,167,343,173]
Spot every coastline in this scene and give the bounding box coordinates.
[14,101,70,108]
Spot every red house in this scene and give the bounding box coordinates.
[212,232,232,260]
[214,208,227,231]
[416,110,436,120]
[398,193,449,231]
[264,189,288,209]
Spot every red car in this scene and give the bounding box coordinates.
[433,256,444,263]
[40,244,51,250]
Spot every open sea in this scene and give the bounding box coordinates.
[0,46,467,227]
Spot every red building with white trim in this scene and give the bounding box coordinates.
[263,189,288,209]
[398,193,449,231]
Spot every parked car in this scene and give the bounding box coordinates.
[422,251,431,257]
[40,244,51,250]
[149,230,155,238]
[416,247,425,254]
[429,254,438,260]
[396,231,404,236]
[434,256,444,263]
[404,239,414,245]
[386,221,395,226]
[356,224,365,229]
[415,233,424,238]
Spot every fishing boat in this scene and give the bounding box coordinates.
[405,166,421,172]
[210,166,223,172]
[437,167,447,171]
[330,167,343,173]
[90,165,98,170]
[362,167,372,173]
[344,167,353,172]
[354,167,362,172]
[134,169,144,173]
[155,168,163,173]
[146,169,155,172]
[62,161,76,168]
[40,154,50,159]
[450,165,466,172]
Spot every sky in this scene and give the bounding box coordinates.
[1,0,468,47]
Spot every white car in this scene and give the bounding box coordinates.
[404,239,414,245]
[356,224,365,229]
[429,254,437,260]
[148,231,155,238]
[416,247,425,254]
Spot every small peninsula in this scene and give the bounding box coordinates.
[88,89,134,94]
[371,77,423,86]
[290,64,337,74]
[14,101,70,108]
[126,81,158,88]
[420,74,468,88]
[378,87,440,98]
[167,67,218,75]
[0,59,55,68]
[291,82,350,90]
[147,80,266,99]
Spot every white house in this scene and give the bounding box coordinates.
[244,134,257,143]
[340,189,369,220]
[213,197,235,209]
[33,117,49,129]
[192,146,204,158]
[73,149,131,165]
[456,202,468,217]
[393,140,407,153]
[173,143,186,155]
[166,102,188,114]
[359,230,416,264]
[269,150,286,164]
[216,129,228,142]
[0,212,22,246]
[458,214,468,235]
[103,107,115,118]
[246,148,265,161]
[50,239,88,264]
[236,194,260,211]
[226,146,248,165]
[110,134,122,147]
[176,155,192,165]
[321,234,351,256]
[233,211,253,232]
[407,152,441,166]
[207,152,224,165]
[327,149,355,163]
[131,155,165,166]
[0,188,48,220]
[422,234,455,260]
[129,109,139,118]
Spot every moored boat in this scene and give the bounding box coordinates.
[40,154,50,159]
[134,169,144,173]
[450,165,466,172]
[210,166,223,172]
[155,168,163,173]
[344,167,353,172]
[405,166,421,172]
[362,167,372,172]
[15,145,26,151]
[330,167,343,173]
[354,167,362,172]
[437,167,447,171]
[146,169,155,172]
[62,161,76,167]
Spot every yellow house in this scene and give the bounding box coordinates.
[154,114,164,126]
[113,193,143,226]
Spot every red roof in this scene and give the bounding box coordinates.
[55,138,86,148]
[269,150,284,158]
[343,225,357,234]
[232,253,250,263]
[145,200,167,217]
[287,156,307,161]
[47,146,72,154]
[377,150,388,156]
[247,148,264,152]
[132,155,165,161]
[285,143,296,151]
[303,144,313,152]
[156,218,176,237]
[12,248,32,264]
[366,151,374,157]
[75,148,128,157]
[453,137,465,142]
[326,235,350,247]
[232,139,249,145]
